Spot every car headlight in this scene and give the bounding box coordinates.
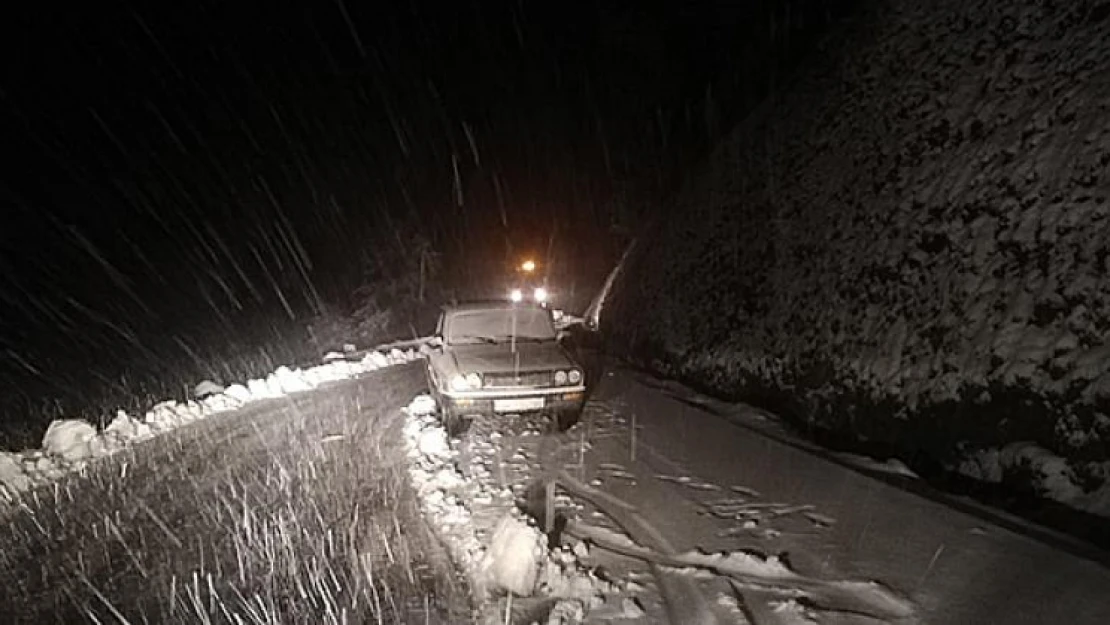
[450,373,483,391]
[533,287,548,303]
[554,370,568,385]
[509,288,523,302]
[568,369,582,384]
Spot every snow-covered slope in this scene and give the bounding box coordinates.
[603,0,1110,513]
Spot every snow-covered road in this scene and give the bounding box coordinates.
[6,343,1105,624]
[577,365,1110,624]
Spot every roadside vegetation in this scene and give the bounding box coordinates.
[0,365,470,624]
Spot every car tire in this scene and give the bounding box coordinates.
[442,405,471,438]
[554,407,581,431]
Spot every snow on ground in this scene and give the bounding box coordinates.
[401,395,629,624]
[399,390,919,624]
[0,347,422,501]
[955,442,1110,516]
[831,452,920,480]
[590,366,1110,624]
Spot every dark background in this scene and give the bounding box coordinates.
[0,1,856,442]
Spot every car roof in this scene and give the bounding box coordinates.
[441,300,547,313]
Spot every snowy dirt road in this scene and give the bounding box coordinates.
[430,350,1110,624]
[555,365,1110,625]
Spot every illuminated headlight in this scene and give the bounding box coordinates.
[554,370,568,385]
[450,373,482,391]
[509,288,523,302]
[533,287,548,303]
[568,369,582,384]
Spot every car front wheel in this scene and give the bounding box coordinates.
[440,404,471,438]
[554,407,582,431]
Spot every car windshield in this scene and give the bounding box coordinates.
[446,308,556,345]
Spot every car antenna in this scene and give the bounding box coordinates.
[510,305,517,354]
[511,307,520,380]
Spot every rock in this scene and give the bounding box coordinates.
[0,452,32,494]
[247,378,274,399]
[958,447,1003,483]
[417,427,451,461]
[572,540,591,560]
[146,401,184,428]
[194,379,225,398]
[546,599,586,625]
[105,411,143,441]
[42,419,96,462]
[272,366,312,393]
[407,394,438,417]
[620,597,646,619]
[364,351,390,369]
[223,384,252,403]
[87,436,110,458]
[480,513,546,596]
[201,393,240,413]
[99,435,124,455]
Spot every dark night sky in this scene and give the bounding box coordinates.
[0,1,844,435]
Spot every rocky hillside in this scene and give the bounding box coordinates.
[603,0,1110,506]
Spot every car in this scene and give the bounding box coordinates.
[425,301,587,435]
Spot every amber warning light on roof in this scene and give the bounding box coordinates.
[520,259,536,273]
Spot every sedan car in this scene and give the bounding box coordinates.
[425,301,586,435]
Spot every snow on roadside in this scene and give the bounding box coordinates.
[0,348,423,501]
[832,452,920,480]
[401,395,620,624]
[955,442,1110,517]
[402,399,488,599]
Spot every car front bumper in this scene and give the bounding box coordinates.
[442,385,586,415]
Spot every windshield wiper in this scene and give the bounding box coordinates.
[494,335,553,343]
[454,335,553,345]
[455,335,500,345]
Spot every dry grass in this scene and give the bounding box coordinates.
[0,363,470,624]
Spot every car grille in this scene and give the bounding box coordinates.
[484,370,553,388]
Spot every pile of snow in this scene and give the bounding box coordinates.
[42,420,98,462]
[480,513,548,595]
[401,395,618,622]
[681,550,796,580]
[0,348,422,501]
[402,404,491,603]
[833,452,919,480]
[956,442,1110,517]
[193,379,225,398]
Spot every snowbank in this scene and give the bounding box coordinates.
[956,442,1110,516]
[401,403,499,616]
[0,349,422,501]
[401,395,618,623]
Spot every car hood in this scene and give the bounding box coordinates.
[447,342,574,373]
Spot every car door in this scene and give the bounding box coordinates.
[426,312,448,393]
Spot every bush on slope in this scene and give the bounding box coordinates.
[604,0,1110,503]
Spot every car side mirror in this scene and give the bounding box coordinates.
[427,336,444,349]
